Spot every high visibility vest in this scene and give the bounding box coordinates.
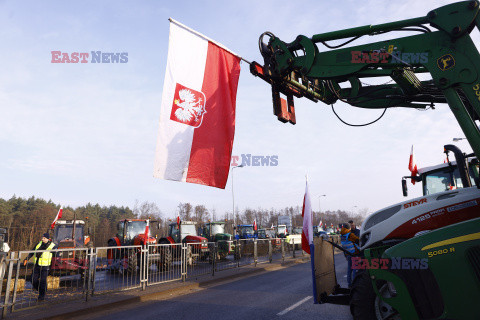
[341,232,359,254]
[33,241,55,266]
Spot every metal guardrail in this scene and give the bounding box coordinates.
[0,238,305,318]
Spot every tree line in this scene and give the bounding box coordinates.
[0,196,367,251]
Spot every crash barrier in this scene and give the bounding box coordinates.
[0,238,295,317]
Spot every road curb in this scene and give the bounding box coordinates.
[11,257,310,320]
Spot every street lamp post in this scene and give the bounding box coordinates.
[232,164,244,234]
[318,195,326,225]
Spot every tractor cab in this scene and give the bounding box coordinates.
[235,224,256,240]
[118,220,150,242]
[257,228,267,239]
[53,220,88,249]
[202,221,232,242]
[168,221,199,243]
[275,225,288,238]
[402,145,479,197]
[114,219,156,246]
[419,158,478,195]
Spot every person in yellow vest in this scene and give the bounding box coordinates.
[23,233,57,301]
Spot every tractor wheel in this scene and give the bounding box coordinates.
[187,247,193,266]
[350,270,376,320]
[127,254,138,274]
[160,246,172,271]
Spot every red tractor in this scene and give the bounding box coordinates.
[158,220,209,265]
[107,219,157,273]
[51,219,93,275]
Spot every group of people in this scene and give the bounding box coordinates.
[340,220,360,288]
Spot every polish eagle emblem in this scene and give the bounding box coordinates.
[170,83,206,128]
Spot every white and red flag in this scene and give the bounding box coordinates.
[153,19,241,189]
[253,219,257,231]
[408,145,419,184]
[318,220,323,229]
[144,220,150,236]
[50,207,63,229]
[301,179,314,254]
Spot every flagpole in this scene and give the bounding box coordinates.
[168,18,251,65]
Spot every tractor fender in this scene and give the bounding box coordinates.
[108,237,121,247]
[158,237,175,244]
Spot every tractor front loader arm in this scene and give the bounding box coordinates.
[250,1,480,159]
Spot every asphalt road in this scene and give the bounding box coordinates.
[80,254,352,320]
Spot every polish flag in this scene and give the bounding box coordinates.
[253,219,257,231]
[408,145,418,184]
[153,19,241,189]
[176,216,181,226]
[50,207,63,229]
[144,220,150,237]
[318,220,323,229]
[301,180,314,254]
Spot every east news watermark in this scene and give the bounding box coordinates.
[231,154,278,167]
[352,257,428,270]
[51,51,128,63]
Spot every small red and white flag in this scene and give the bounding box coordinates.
[301,179,314,254]
[176,216,181,226]
[253,219,257,231]
[153,19,241,189]
[50,207,63,229]
[144,220,150,236]
[408,145,419,184]
[318,220,323,229]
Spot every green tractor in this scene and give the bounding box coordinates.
[201,221,235,260]
[250,1,480,318]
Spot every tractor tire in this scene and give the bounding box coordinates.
[187,247,193,266]
[350,270,377,320]
[127,254,138,274]
[218,251,227,260]
[160,246,172,271]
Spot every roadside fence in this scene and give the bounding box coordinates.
[0,238,303,318]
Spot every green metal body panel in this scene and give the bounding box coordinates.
[367,218,480,319]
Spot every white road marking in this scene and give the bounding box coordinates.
[277,296,313,316]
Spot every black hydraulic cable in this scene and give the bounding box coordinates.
[331,104,387,127]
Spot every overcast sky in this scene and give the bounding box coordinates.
[0,0,475,220]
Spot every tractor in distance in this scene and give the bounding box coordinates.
[51,219,93,275]
[201,221,234,260]
[234,224,257,240]
[158,220,208,265]
[107,218,158,273]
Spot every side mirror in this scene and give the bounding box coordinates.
[402,179,408,197]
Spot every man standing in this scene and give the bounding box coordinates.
[340,223,360,288]
[23,233,57,301]
[349,220,360,237]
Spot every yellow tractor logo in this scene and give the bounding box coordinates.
[437,54,455,71]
